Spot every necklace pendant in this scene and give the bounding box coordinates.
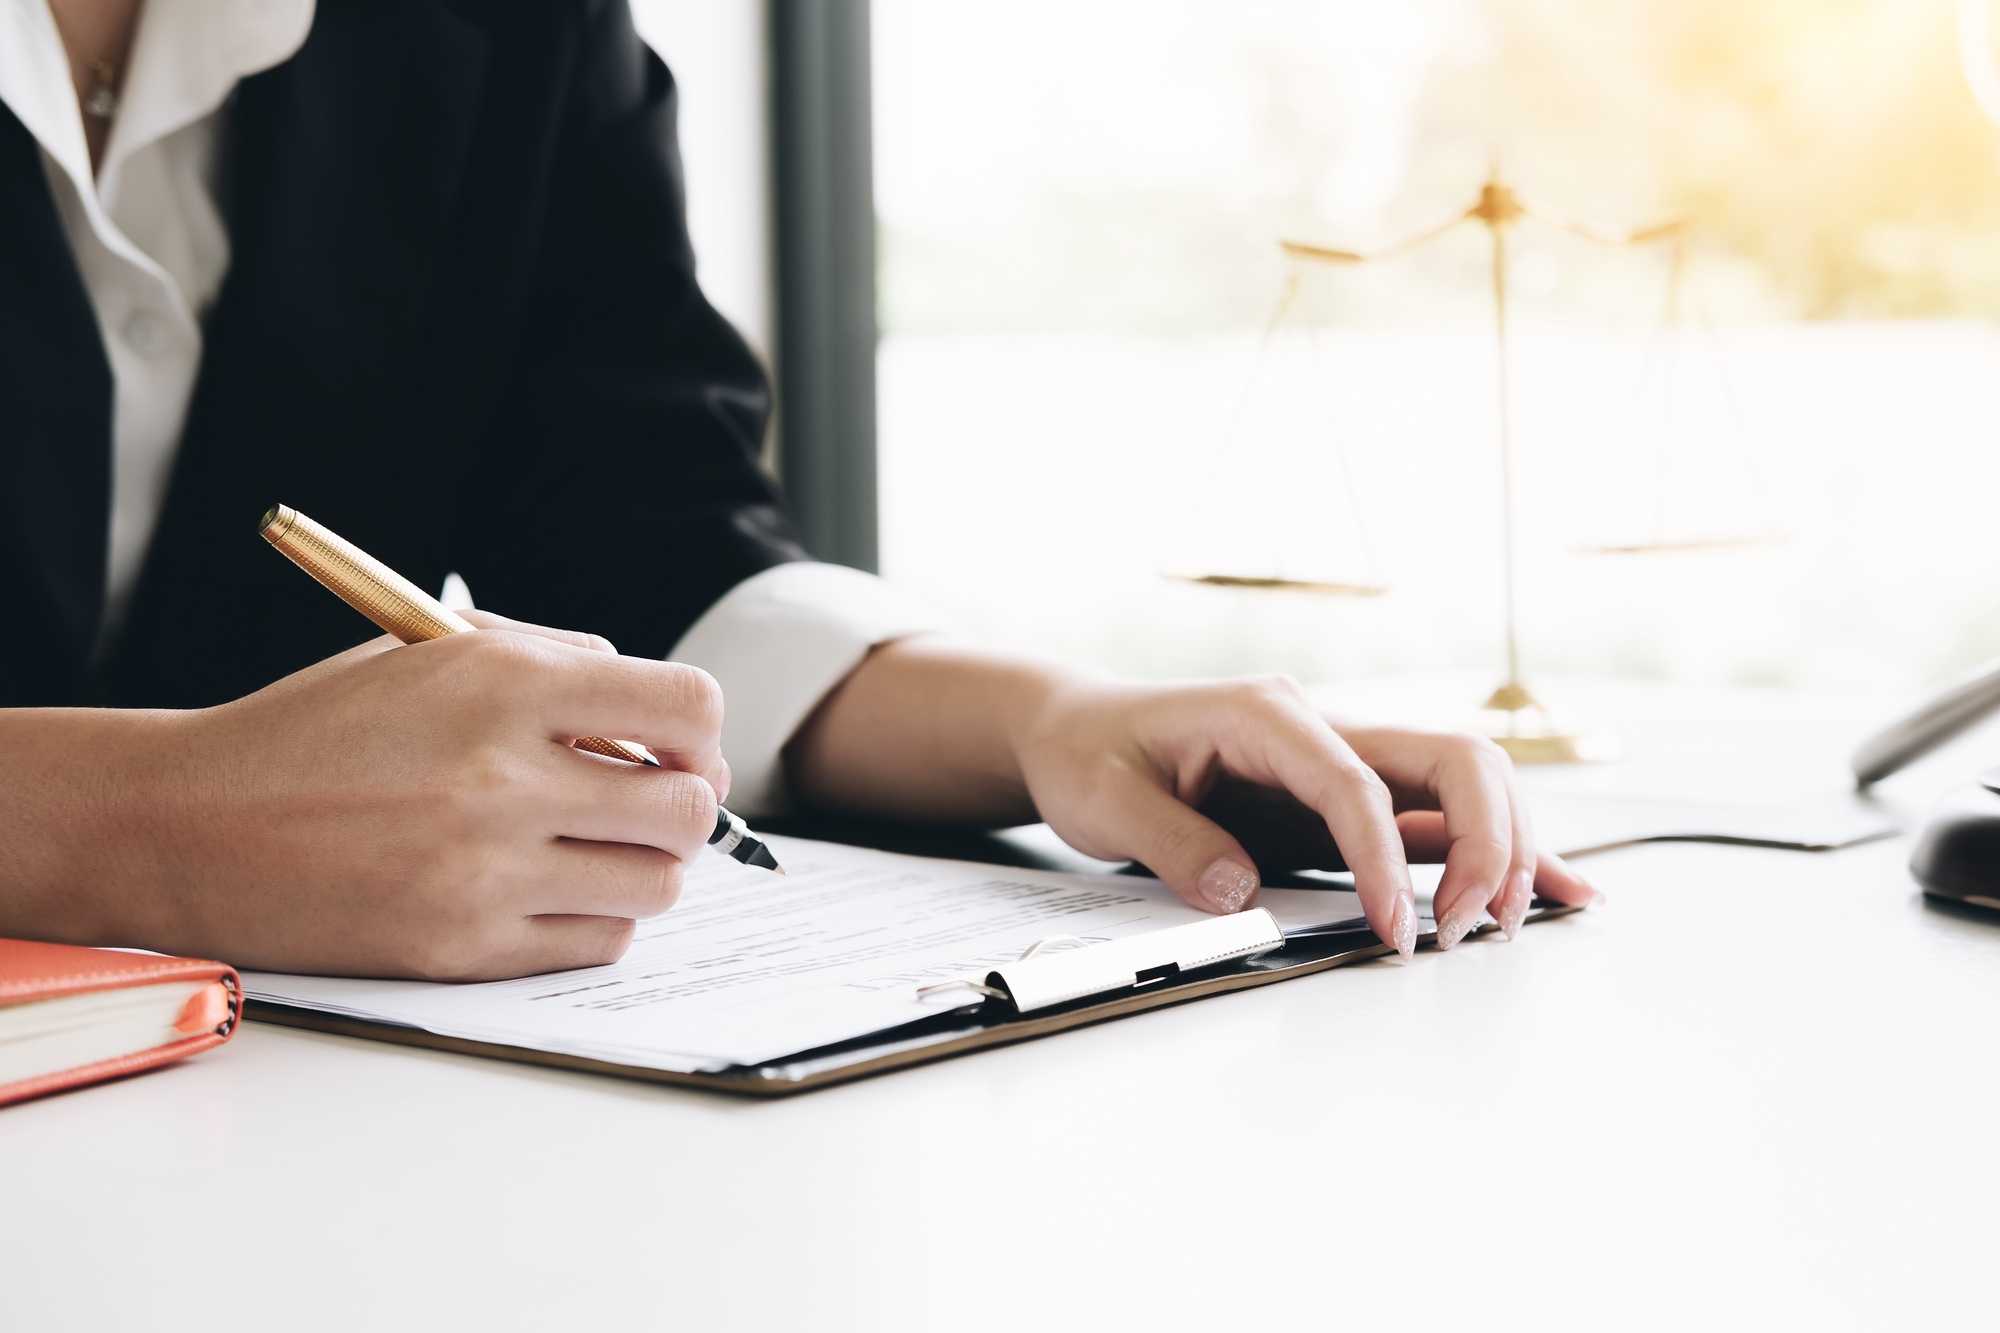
[83,84,118,120]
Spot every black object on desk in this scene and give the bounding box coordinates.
[1910,767,2000,912]
[759,813,1365,891]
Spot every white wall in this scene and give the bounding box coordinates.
[628,0,774,364]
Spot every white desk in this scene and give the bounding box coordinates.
[6,681,2000,1331]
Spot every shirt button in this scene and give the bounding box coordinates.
[124,314,165,356]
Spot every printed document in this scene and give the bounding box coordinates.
[241,836,1367,1073]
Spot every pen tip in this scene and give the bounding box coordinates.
[771,864,787,876]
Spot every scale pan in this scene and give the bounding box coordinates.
[1166,572,1388,597]
[1575,535,1782,556]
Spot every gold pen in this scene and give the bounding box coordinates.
[259,503,784,874]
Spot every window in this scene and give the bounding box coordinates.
[872,0,2000,693]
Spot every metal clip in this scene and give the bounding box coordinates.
[1014,935,1089,963]
[915,978,1008,1003]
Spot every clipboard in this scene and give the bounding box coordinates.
[246,899,1581,1097]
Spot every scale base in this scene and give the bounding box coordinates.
[1473,681,1621,765]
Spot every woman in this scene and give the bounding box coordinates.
[0,0,1595,979]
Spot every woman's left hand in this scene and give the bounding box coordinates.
[786,639,1600,962]
[1012,672,1599,960]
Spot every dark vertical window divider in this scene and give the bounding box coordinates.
[770,0,879,573]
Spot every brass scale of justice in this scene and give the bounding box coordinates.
[1169,170,1781,763]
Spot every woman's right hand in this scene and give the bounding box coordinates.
[0,613,728,980]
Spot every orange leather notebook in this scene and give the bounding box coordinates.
[0,939,241,1108]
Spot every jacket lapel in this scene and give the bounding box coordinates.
[0,100,111,696]
[106,0,488,703]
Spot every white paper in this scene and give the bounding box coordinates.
[242,836,1368,1073]
[1531,790,1902,856]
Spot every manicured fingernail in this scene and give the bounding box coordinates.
[1198,858,1259,914]
[1498,871,1533,941]
[1389,892,1417,963]
[1582,887,1607,907]
[1436,897,1485,951]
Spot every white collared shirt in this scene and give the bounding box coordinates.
[0,0,944,815]
[2,0,314,634]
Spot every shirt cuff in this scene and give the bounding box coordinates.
[667,562,955,818]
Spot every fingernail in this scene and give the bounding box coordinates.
[1436,897,1484,951]
[1389,892,1417,963]
[1498,870,1533,941]
[1198,858,1259,914]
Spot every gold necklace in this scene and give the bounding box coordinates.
[46,1,122,121]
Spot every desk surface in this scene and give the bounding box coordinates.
[6,679,2000,1331]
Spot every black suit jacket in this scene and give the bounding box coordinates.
[0,0,807,709]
